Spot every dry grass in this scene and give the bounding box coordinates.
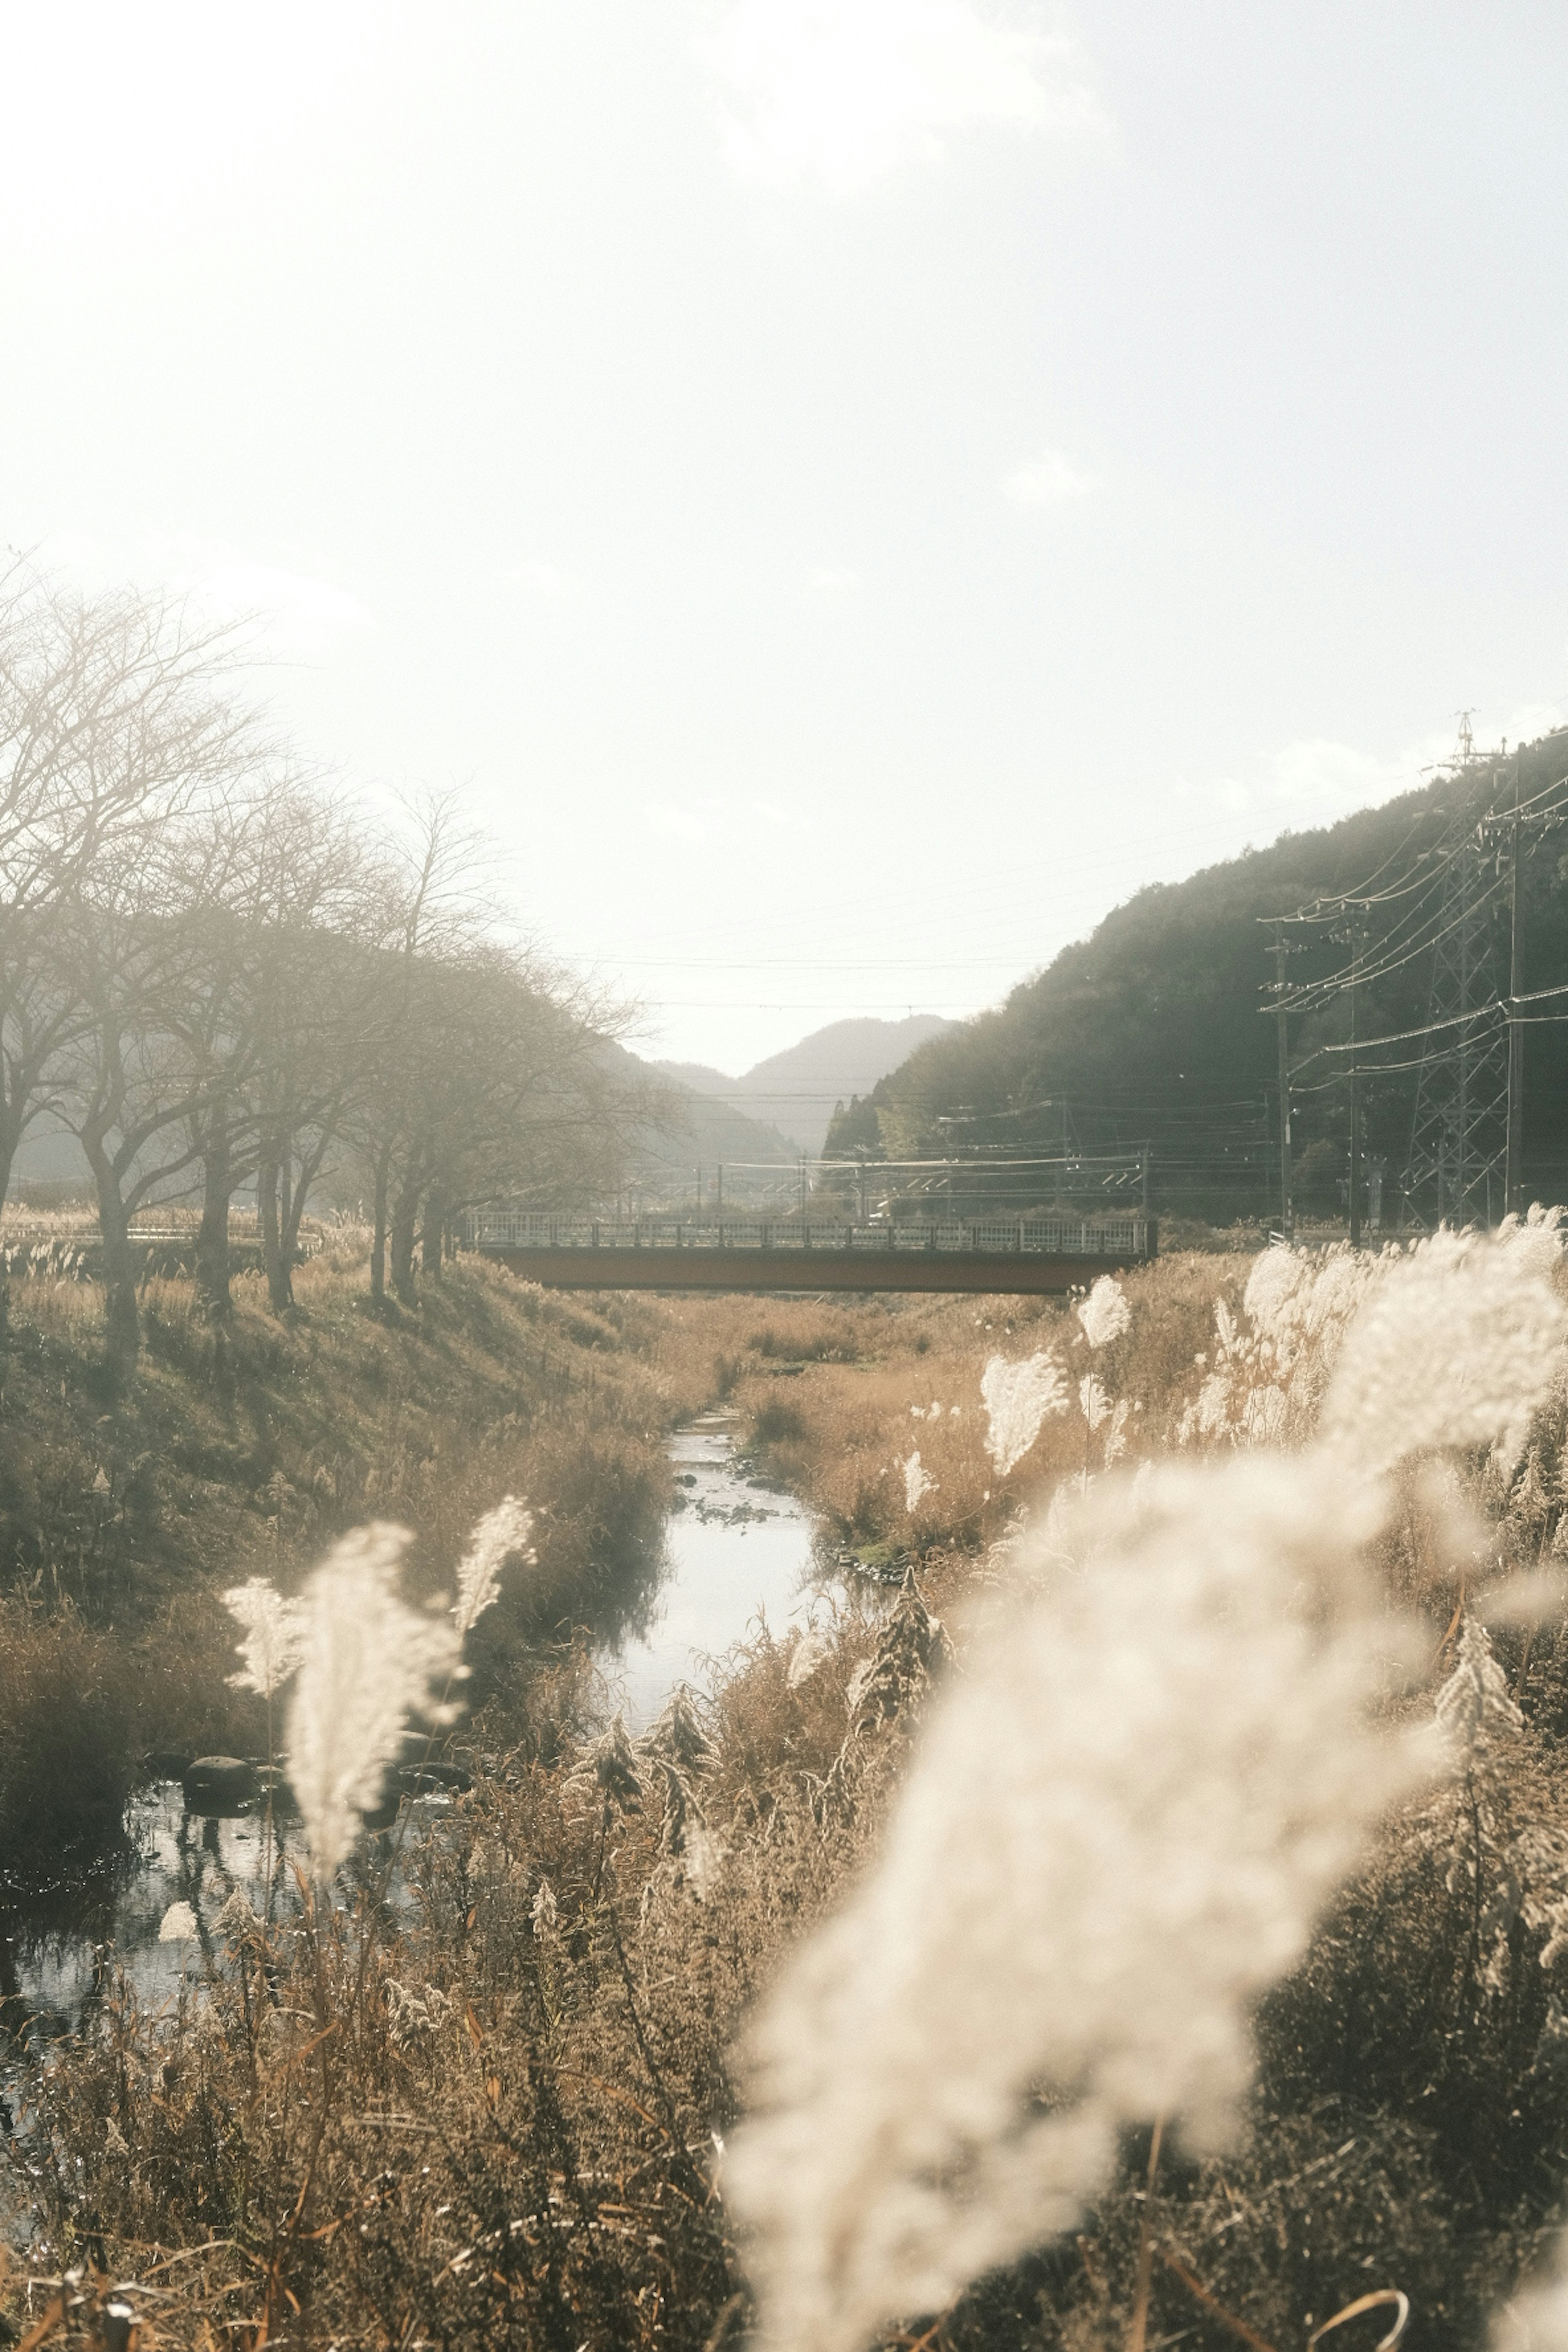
[636,1257,1241,1560]
[12,1244,1568,2348]
[0,1249,686,1853]
[3,1585,940,2350]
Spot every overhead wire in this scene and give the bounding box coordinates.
[1278,859,1481,1009]
[1277,861,1510,1014]
[1278,771,1568,1015]
[1281,805,1446,920]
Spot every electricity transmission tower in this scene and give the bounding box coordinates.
[1402,742,1509,1227]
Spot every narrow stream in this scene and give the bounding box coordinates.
[0,1419,822,2089]
[597,1414,823,1727]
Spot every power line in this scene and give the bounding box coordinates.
[1299,1003,1505,1060]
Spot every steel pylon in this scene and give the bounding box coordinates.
[1403,779,1508,1227]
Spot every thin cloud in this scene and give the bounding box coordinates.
[1183,728,1488,824]
[698,0,1111,194]
[1006,449,1094,506]
[0,2,383,242]
[27,531,371,656]
[803,565,862,601]
[643,796,795,847]
[497,559,578,605]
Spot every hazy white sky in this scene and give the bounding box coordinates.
[4,2,1566,1071]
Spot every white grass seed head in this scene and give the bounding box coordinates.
[223,1576,307,1699]
[980,1350,1069,1476]
[724,1454,1435,2352]
[285,1521,463,1884]
[452,1492,535,1637]
[1076,1274,1131,1350]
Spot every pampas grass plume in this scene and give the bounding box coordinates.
[726,1223,1568,2352]
[452,1493,534,1637]
[1322,1214,1567,1473]
[901,1450,933,1512]
[980,1350,1069,1476]
[285,1522,463,1883]
[725,1456,1435,2352]
[1076,1274,1131,1350]
[223,1576,307,1699]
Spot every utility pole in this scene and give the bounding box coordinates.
[1265,920,1293,1234]
[1343,909,1366,1249]
[1506,744,1525,1215]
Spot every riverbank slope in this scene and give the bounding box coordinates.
[0,1241,704,1864]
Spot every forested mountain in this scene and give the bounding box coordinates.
[826,731,1568,1226]
[656,1015,957,1156]
[608,1043,796,1204]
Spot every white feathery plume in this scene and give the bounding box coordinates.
[285,1522,463,1884]
[1321,1214,1567,1475]
[1078,1372,1110,1432]
[902,1450,934,1512]
[1243,1241,1374,1371]
[1494,2256,1568,2352]
[1076,1274,1130,1350]
[725,1455,1436,2352]
[223,1577,307,1698]
[788,1626,836,1689]
[215,1893,260,1939]
[1176,1243,1377,1449]
[980,1350,1069,1476]
[452,1493,534,1637]
[1437,1611,1523,1765]
[158,1901,198,1944]
[728,1219,1568,2352]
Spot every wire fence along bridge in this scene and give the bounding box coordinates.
[464,1210,1157,1294]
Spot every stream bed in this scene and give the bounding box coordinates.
[0,1416,823,2087]
[597,1413,822,1726]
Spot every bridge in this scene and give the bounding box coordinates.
[464,1211,1156,1294]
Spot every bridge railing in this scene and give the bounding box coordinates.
[465,1211,1150,1258]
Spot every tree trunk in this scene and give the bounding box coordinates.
[258,1149,292,1313]
[370,1144,392,1305]
[82,1135,139,1374]
[421,1185,446,1281]
[0,1094,28,1346]
[282,1129,330,1275]
[194,1121,234,1322]
[390,1169,420,1308]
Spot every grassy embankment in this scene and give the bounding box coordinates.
[0,1231,705,1869]
[654,1255,1228,1554]
[9,1247,1568,2350]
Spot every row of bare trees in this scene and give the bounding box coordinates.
[0,564,643,1367]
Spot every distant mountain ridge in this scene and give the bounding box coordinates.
[654,1015,958,1156]
[825,734,1568,1225]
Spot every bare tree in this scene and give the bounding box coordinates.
[379,945,637,1306]
[54,831,227,1368]
[0,566,252,1231]
[163,773,372,1318]
[246,788,383,1311]
[338,795,646,1309]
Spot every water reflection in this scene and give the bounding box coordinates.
[2,1419,824,2087]
[597,1416,824,1728]
[2,1783,286,2051]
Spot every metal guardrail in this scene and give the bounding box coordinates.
[466,1211,1149,1258]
